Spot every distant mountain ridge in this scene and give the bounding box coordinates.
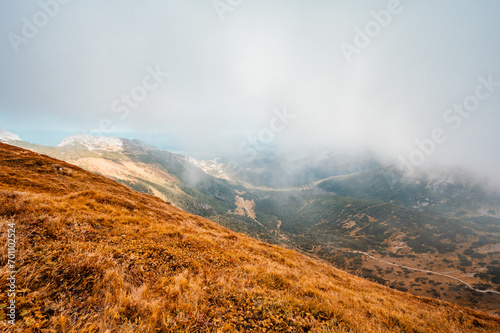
[58,134,124,151]
[317,166,500,219]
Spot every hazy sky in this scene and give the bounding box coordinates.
[1,1,499,176]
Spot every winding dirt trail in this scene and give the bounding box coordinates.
[353,250,500,295]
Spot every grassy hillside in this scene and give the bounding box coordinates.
[13,139,239,218]
[1,143,500,332]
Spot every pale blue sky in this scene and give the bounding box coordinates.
[0,0,499,176]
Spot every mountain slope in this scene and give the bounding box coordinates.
[317,167,500,219]
[1,143,500,332]
[12,136,240,218]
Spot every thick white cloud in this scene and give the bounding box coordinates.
[0,0,499,179]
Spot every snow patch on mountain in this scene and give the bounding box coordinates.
[58,135,123,152]
[187,157,232,181]
[0,129,21,142]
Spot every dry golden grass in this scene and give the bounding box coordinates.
[0,142,499,332]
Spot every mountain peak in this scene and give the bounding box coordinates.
[0,129,20,142]
[58,134,123,151]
